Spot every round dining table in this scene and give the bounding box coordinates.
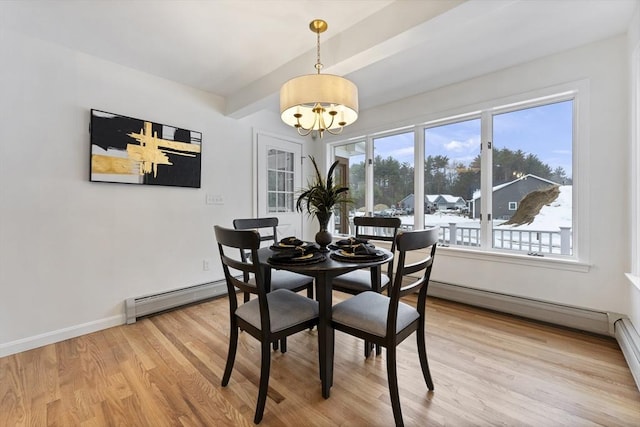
[257,246,393,399]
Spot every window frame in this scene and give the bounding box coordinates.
[329,80,589,271]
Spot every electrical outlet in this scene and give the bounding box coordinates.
[203,259,210,271]
[206,194,224,205]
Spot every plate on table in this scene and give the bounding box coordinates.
[330,249,387,263]
[269,252,326,266]
[270,241,310,251]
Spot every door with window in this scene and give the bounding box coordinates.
[256,133,303,239]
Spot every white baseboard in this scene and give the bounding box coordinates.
[0,314,124,358]
[615,318,640,390]
[0,280,228,358]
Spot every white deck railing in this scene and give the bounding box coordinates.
[398,222,572,255]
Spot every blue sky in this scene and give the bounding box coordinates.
[373,100,573,178]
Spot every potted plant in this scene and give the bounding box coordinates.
[296,156,351,251]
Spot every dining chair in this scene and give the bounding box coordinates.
[214,225,319,424]
[330,227,439,427]
[332,216,401,296]
[332,216,401,356]
[233,217,314,302]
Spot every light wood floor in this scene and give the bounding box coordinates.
[2,293,639,426]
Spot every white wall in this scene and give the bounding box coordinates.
[332,35,631,315]
[0,29,255,355]
[627,4,640,332]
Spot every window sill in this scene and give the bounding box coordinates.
[625,273,640,292]
[439,246,590,273]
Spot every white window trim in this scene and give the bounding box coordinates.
[329,79,590,268]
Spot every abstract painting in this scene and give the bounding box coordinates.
[90,109,202,188]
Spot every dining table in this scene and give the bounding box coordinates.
[257,245,393,399]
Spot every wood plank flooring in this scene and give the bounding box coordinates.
[1,293,639,426]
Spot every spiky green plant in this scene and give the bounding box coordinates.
[296,156,351,222]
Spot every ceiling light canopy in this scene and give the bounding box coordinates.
[280,19,358,139]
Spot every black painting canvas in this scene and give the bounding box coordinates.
[90,109,202,188]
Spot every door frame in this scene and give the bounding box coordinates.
[252,129,306,235]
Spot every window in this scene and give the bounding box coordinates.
[424,118,481,247]
[491,100,573,255]
[333,141,366,235]
[373,131,414,218]
[267,149,294,213]
[331,90,577,261]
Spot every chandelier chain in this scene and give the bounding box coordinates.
[315,29,323,73]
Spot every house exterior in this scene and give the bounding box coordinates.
[399,194,466,213]
[431,194,467,211]
[471,174,559,219]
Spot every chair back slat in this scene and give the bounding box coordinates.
[232,217,279,283]
[354,216,402,281]
[386,227,439,335]
[233,217,279,244]
[215,225,269,312]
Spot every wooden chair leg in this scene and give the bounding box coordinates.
[306,284,313,299]
[222,323,238,386]
[417,324,434,390]
[254,340,272,424]
[244,292,250,303]
[272,340,279,351]
[364,340,372,358]
[280,337,287,353]
[386,347,404,427]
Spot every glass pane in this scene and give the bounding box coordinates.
[268,192,276,212]
[285,172,294,192]
[333,141,366,235]
[277,192,285,212]
[491,100,573,255]
[268,170,276,192]
[276,150,294,172]
[277,171,285,191]
[268,149,277,170]
[286,151,294,172]
[373,132,415,228]
[425,119,481,246]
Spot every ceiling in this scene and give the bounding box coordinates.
[2,0,637,119]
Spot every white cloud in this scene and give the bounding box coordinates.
[444,138,477,152]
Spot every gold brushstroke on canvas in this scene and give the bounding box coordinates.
[126,121,201,177]
[92,154,138,174]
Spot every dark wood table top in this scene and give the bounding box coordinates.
[258,246,393,277]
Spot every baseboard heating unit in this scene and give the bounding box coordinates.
[125,280,228,324]
[428,281,618,336]
[615,318,640,390]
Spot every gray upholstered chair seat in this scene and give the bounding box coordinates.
[236,289,319,333]
[248,270,313,292]
[332,270,391,293]
[332,291,419,337]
